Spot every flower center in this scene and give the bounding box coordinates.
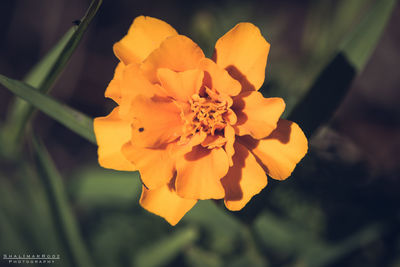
[189,94,228,135]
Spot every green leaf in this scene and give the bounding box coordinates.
[24,28,76,90]
[133,227,199,267]
[70,165,141,207]
[0,209,29,252]
[227,226,268,267]
[18,165,68,255]
[184,200,242,254]
[0,75,96,143]
[1,0,102,155]
[184,246,223,267]
[300,224,383,267]
[341,0,397,71]
[288,0,396,137]
[254,211,319,256]
[31,136,95,267]
[25,0,102,92]
[0,175,28,252]
[254,212,384,267]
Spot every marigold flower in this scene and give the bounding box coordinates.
[94,16,308,225]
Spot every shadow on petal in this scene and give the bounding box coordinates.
[232,92,249,126]
[221,148,247,201]
[167,174,177,191]
[266,119,292,144]
[184,145,212,162]
[241,120,292,147]
[212,49,256,92]
[225,64,256,92]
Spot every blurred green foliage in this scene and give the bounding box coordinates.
[0,0,101,157]
[0,0,399,267]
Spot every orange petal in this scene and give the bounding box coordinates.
[141,35,205,83]
[223,108,237,125]
[119,64,165,118]
[122,64,165,98]
[176,146,229,200]
[199,58,241,96]
[241,119,308,180]
[157,68,204,102]
[122,132,207,189]
[201,134,226,148]
[224,125,236,166]
[93,107,136,171]
[232,91,285,139]
[122,142,175,189]
[140,184,197,226]
[129,95,183,148]
[221,142,267,211]
[213,23,270,91]
[105,62,124,104]
[113,16,178,65]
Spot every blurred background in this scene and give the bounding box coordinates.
[0,0,399,266]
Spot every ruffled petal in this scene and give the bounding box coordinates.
[241,119,308,180]
[199,58,241,96]
[224,125,235,166]
[129,95,183,148]
[223,108,237,125]
[122,142,175,189]
[201,134,226,148]
[157,68,204,102]
[176,146,229,200]
[105,62,124,104]
[221,142,267,211]
[213,23,270,91]
[119,64,165,118]
[232,91,285,139]
[122,131,207,189]
[141,35,205,83]
[140,184,197,226]
[113,16,178,65]
[93,107,136,171]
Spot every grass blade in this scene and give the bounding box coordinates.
[288,0,397,137]
[28,0,102,92]
[133,227,199,267]
[0,75,96,144]
[31,136,95,267]
[1,0,102,154]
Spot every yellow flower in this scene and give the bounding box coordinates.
[94,16,308,225]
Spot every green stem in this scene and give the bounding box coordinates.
[31,136,95,267]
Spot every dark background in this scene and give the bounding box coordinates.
[0,0,399,266]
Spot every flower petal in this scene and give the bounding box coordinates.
[129,95,183,148]
[140,184,197,226]
[93,107,136,171]
[141,35,205,83]
[224,124,235,166]
[232,91,285,139]
[224,109,237,125]
[119,64,165,118]
[241,119,308,180]
[122,142,175,189]
[157,68,204,102]
[176,146,229,200]
[105,62,124,104]
[201,134,226,148]
[122,131,207,190]
[221,142,267,211]
[113,16,178,65]
[213,23,270,91]
[199,58,241,96]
